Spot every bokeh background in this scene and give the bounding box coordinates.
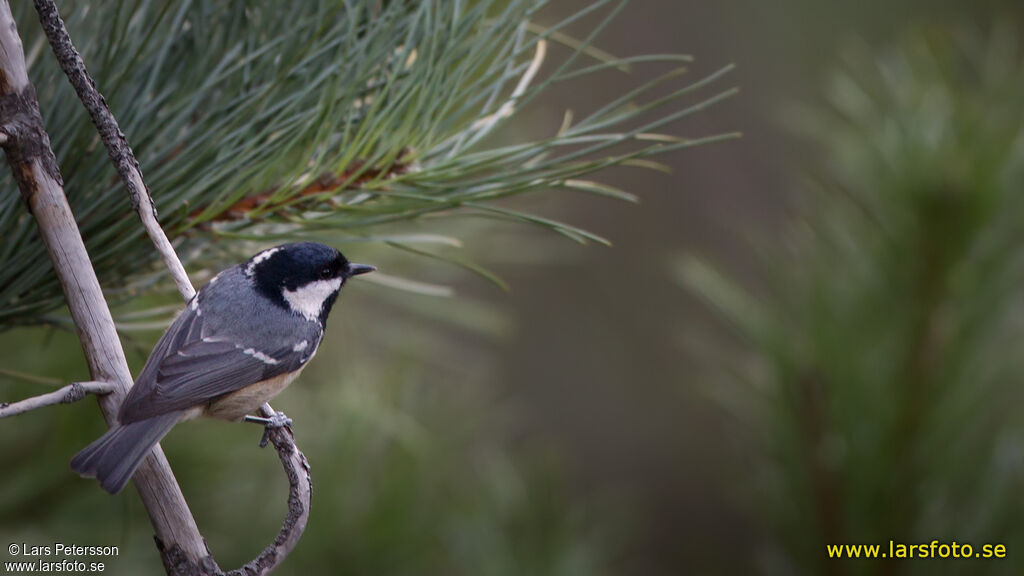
[5,1,1024,575]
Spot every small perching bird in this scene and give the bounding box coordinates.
[71,242,375,493]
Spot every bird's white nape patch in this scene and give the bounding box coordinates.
[246,247,282,277]
[283,278,342,321]
[293,340,308,352]
[242,347,279,365]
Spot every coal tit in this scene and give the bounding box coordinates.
[71,242,374,493]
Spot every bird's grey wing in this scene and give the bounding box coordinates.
[119,299,204,422]
[119,338,301,423]
[119,290,307,423]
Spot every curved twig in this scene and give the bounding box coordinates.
[0,380,113,419]
[225,403,312,576]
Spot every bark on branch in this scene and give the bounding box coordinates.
[0,1,218,573]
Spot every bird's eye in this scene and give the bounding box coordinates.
[319,267,333,280]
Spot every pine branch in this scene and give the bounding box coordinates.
[0,0,737,326]
[0,0,216,570]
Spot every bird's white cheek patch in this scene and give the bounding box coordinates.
[283,278,342,321]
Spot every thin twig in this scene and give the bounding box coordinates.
[32,0,195,301]
[0,381,113,419]
[29,3,312,574]
[0,1,216,572]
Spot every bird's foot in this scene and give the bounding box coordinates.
[244,411,293,448]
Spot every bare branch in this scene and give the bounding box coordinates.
[0,1,216,572]
[31,0,196,301]
[0,381,113,419]
[224,403,312,576]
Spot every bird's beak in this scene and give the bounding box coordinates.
[347,263,377,277]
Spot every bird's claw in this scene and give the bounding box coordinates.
[244,411,293,448]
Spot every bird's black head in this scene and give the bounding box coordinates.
[246,242,375,323]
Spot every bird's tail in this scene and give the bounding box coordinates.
[70,413,180,494]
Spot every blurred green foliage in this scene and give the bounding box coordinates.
[679,24,1024,576]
